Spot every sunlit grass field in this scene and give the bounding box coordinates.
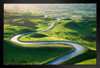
[75,58,96,65]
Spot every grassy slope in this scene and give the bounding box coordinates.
[29,17,56,31]
[75,58,96,65]
[4,12,75,65]
[46,19,96,65]
[18,32,67,42]
[60,49,96,65]
[4,40,75,65]
[18,18,96,65]
[44,19,96,49]
[4,24,35,40]
[19,19,96,50]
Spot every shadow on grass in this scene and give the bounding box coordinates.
[29,33,48,38]
[64,20,96,35]
[60,49,96,65]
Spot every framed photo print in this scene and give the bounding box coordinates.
[0,0,99,68]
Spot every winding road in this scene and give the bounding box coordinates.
[11,17,85,65]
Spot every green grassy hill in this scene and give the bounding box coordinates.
[75,58,96,65]
[4,40,75,65]
[4,12,75,65]
[17,13,96,65]
[4,4,96,65]
[19,18,96,50]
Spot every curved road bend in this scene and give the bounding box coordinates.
[11,18,85,65]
